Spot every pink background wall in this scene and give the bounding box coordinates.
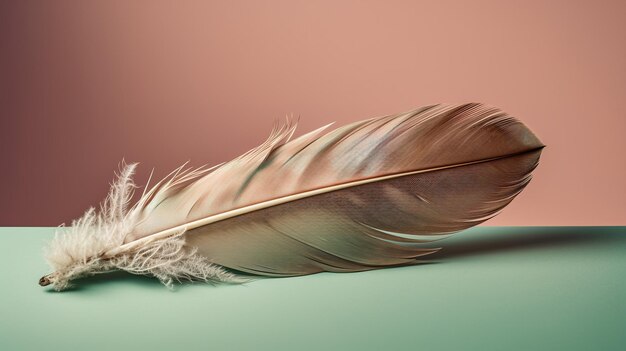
[1,0,625,226]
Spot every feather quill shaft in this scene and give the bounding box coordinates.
[106,148,537,258]
[41,103,543,290]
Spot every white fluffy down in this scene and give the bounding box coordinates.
[44,163,242,291]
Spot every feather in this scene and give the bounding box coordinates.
[40,103,543,291]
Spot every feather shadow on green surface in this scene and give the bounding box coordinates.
[426,226,626,260]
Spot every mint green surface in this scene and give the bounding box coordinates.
[1,227,625,350]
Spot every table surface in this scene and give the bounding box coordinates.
[1,226,625,350]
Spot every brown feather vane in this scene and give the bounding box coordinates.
[40,103,543,290]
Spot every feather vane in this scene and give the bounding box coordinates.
[40,103,543,290]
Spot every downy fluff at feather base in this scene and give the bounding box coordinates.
[41,164,242,290]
